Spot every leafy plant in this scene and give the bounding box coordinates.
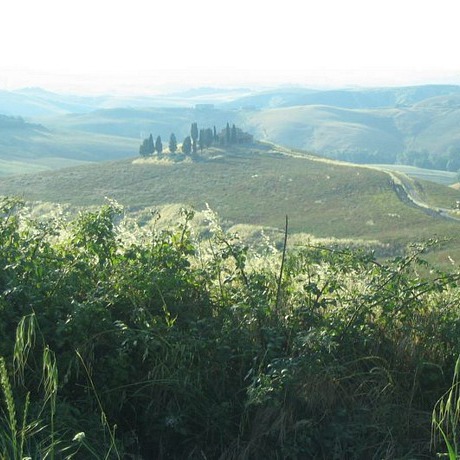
[1,198,460,457]
[433,356,460,459]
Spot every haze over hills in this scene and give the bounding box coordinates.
[2,84,460,175]
[0,87,254,117]
[234,86,460,168]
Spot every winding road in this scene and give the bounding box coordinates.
[266,141,460,223]
[381,169,460,222]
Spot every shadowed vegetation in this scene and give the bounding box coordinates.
[1,197,460,458]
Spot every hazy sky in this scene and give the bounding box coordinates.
[1,0,459,94]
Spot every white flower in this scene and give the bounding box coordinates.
[72,432,86,443]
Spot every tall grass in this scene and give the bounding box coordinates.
[1,310,119,459]
[433,356,460,458]
[0,349,58,460]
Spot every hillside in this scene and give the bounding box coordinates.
[1,143,459,260]
[242,95,460,168]
[41,107,241,141]
[243,105,403,163]
[3,85,460,177]
[0,112,139,175]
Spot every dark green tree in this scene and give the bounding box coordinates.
[213,125,217,142]
[198,128,214,152]
[231,124,237,144]
[182,136,192,154]
[191,122,198,154]
[204,128,213,148]
[169,133,178,153]
[139,138,150,157]
[148,133,155,155]
[155,136,163,154]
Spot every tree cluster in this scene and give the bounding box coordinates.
[396,147,460,172]
[139,133,178,157]
[139,122,253,157]
[181,122,218,155]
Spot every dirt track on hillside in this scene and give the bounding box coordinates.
[267,142,460,223]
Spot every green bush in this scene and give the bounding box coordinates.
[1,197,460,458]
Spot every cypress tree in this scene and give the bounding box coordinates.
[231,124,237,144]
[139,138,150,157]
[169,133,177,153]
[198,129,205,152]
[182,136,192,154]
[148,134,155,155]
[225,122,231,144]
[205,128,213,148]
[155,136,163,154]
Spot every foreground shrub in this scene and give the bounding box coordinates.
[0,197,459,458]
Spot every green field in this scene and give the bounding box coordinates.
[1,143,460,263]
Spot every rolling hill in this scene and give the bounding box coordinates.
[14,86,460,168]
[241,93,460,168]
[1,143,460,263]
[2,84,460,179]
[0,113,137,176]
[222,85,460,110]
[243,105,404,163]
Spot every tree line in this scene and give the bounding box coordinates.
[139,122,253,157]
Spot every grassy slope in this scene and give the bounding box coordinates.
[244,105,403,162]
[0,123,138,175]
[1,145,459,253]
[243,96,460,164]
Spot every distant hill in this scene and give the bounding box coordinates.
[0,86,251,118]
[0,114,46,132]
[223,85,460,110]
[240,90,460,169]
[0,112,137,176]
[2,84,460,176]
[44,107,242,140]
[243,105,403,163]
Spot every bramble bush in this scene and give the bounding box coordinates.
[1,197,460,459]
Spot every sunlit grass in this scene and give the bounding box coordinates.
[0,144,460,262]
